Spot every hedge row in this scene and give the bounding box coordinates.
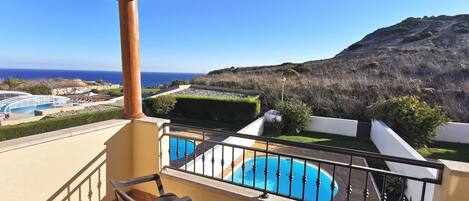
[171,96,260,124]
[0,108,124,142]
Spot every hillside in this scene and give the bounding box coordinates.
[193,15,469,122]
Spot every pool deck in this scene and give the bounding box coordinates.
[169,129,380,201]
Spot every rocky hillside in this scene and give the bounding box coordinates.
[193,15,469,122]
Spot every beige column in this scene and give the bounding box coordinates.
[118,0,144,119]
[433,159,469,201]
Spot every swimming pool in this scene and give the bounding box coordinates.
[10,103,55,114]
[169,137,196,161]
[230,156,338,201]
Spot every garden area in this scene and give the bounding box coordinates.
[264,130,379,153]
[418,142,469,162]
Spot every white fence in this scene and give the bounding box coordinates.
[435,122,469,144]
[370,120,437,201]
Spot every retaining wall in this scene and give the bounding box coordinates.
[370,120,437,201]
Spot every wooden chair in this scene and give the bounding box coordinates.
[110,174,192,201]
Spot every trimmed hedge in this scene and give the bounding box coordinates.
[172,96,260,124]
[0,108,124,142]
[143,95,177,118]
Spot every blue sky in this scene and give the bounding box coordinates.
[0,0,468,73]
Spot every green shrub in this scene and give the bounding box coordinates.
[90,89,100,93]
[170,80,187,86]
[143,95,177,118]
[292,64,310,73]
[276,100,311,133]
[172,96,260,124]
[24,84,51,95]
[107,90,123,97]
[0,108,124,141]
[368,61,380,69]
[367,96,450,147]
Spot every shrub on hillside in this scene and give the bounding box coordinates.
[367,96,450,147]
[90,89,100,93]
[24,84,51,95]
[276,100,311,133]
[143,95,177,118]
[368,61,380,69]
[170,80,187,87]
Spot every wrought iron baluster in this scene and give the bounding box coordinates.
[420,181,427,201]
[288,157,293,197]
[363,171,370,201]
[316,162,321,201]
[202,132,206,175]
[399,178,406,201]
[211,146,215,178]
[242,149,246,186]
[276,155,281,194]
[231,146,235,182]
[346,156,353,201]
[381,175,388,201]
[301,160,307,200]
[176,137,180,168]
[330,165,336,201]
[184,138,188,171]
[67,186,71,201]
[261,141,269,198]
[193,139,197,173]
[253,150,257,188]
[221,145,225,179]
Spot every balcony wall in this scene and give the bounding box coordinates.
[0,119,132,201]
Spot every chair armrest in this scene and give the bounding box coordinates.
[110,174,166,195]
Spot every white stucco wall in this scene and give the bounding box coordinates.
[0,120,130,201]
[185,117,265,178]
[304,116,358,137]
[434,122,469,144]
[264,110,358,137]
[370,120,437,201]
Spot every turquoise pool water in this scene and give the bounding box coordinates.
[230,157,338,201]
[170,137,195,161]
[10,103,55,114]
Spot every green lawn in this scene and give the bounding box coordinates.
[141,88,160,94]
[170,117,245,132]
[417,142,469,163]
[264,130,379,153]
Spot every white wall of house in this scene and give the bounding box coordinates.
[434,122,469,144]
[370,120,437,201]
[185,117,265,178]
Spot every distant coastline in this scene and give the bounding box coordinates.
[0,68,202,87]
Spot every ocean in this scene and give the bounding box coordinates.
[0,68,202,87]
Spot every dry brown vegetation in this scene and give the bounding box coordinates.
[193,15,469,122]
